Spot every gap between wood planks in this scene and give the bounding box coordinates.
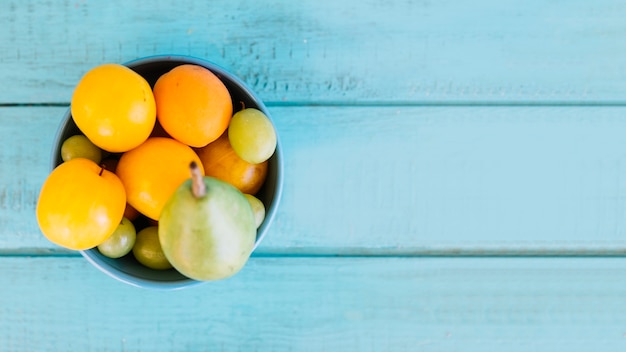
[5,101,626,107]
[3,248,626,257]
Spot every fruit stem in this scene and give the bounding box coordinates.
[98,167,104,176]
[190,161,206,198]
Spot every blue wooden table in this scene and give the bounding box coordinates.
[3,1,626,350]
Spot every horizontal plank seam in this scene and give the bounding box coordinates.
[8,101,626,108]
[3,250,626,258]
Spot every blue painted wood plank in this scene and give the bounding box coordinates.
[2,256,626,351]
[5,106,626,254]
[1,0,626,103]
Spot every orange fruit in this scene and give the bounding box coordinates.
[115,137,204,220]
[71,63,156,153]
[153,64,232,148]
[196,132,268,195]
[36,158,126,250]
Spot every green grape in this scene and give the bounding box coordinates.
[97,217,136,258]
[61,135,102,164]
[244,193,265,229]
[228,108,276,164]
[132,226,172,270]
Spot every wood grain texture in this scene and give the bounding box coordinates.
[6,105,626,254]
[2,0,626,104]
[4,1,626,350]
[2,256,626,351]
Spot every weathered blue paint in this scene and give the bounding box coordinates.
[1,0,626,350]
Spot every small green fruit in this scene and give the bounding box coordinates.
[133,226,172,270]
[158,162,256,281]
[97,217,136,258]
[244,194,265,229]
[228,108,276,164]
[61,135,102,164]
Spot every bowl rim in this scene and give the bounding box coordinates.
[52,54,284,290]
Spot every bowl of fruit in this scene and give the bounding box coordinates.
[36,55,283,289]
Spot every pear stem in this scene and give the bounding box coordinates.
[190,161,206,198]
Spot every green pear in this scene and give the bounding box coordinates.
[158,162,256,281]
